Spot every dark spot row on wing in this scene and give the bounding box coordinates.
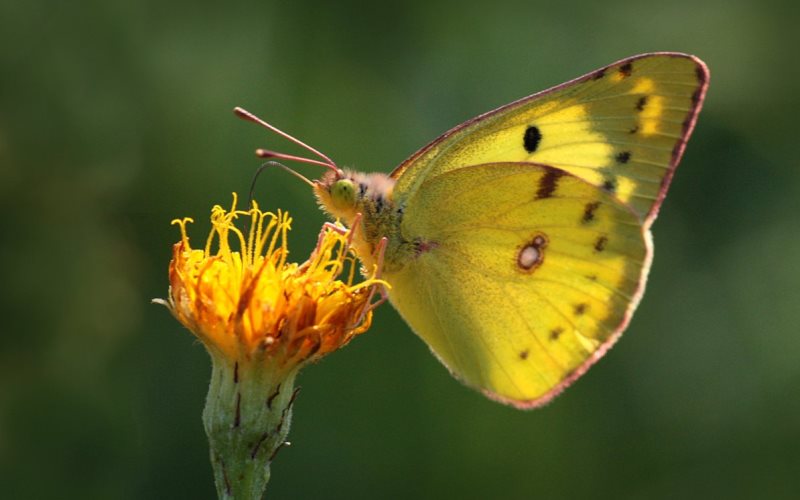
[518,329,567,357]
[574,303,589,316]
[535,168,564,200]
[619,62,633,78]
[521,324,577,357]
[615,151,631,164]
[582,201,601,223]
[550,327,564,341]
[594,235,608,252]
[671,63,707,167]
[629,95,647,138]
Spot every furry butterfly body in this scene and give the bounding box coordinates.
[281,53,707,408]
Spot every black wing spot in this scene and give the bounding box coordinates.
[602,178,616,193]
[535,168,564,199]
[594,235,608,252]
[523,125,542,153]
[592,69,605,80]
[519,350,529,360]
[615,151,631,164]
[629,125,639,134]
[550,327,564,341]
[636,96,648,111]
[582,202,601,223]
[619,62,633,77]
[586,274,598,281]
[574,303,589,316]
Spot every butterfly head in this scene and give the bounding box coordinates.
[314,169,396,223]
[315,169,357,213]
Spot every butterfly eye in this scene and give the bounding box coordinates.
[331,179,357,208]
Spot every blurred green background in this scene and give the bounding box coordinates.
[2,0,798,498]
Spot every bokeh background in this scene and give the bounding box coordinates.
[2,0,798,498]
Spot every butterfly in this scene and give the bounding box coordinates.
[237,52,709,408]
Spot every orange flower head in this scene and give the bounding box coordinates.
[155,193,383,370]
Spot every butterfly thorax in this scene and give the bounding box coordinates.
[314,169,417,273]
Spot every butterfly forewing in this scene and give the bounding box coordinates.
[391,53,708,224]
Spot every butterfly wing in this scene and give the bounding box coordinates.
[391,53,708,224]
[384,163,649,407]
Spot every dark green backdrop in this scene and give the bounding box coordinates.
[2,0,798,498]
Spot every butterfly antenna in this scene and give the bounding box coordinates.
[255,149,335,169]
[234,107,341,174]
[249,160,314,206]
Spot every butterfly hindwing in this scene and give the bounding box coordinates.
[391,53,708,224]
[385,163,649,407]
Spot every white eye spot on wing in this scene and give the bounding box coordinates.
[517,234,547,273]
[518,246,540,269]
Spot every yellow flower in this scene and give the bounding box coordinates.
[155,193,384,499]
[157,192,380,371]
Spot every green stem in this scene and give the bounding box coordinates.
[202,354,299,499]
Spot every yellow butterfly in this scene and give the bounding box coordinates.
[237,52,709,408]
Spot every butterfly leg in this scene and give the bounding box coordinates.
[368,236,390,306]
[314,213,362,254]
[298,217,356,272]
[352,235,390,326]
[306,213,362,265]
